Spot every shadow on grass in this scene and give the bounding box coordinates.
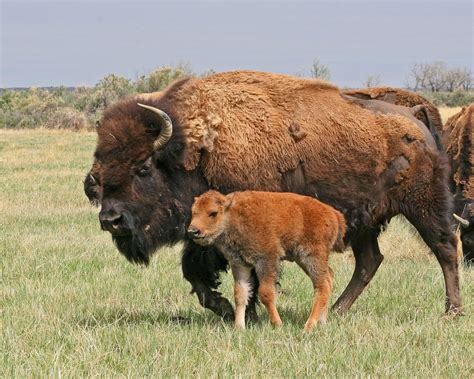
[73,306,231,329]
[73,301,358,330]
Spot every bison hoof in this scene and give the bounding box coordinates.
[245,308,259,324]
[218,299,235,322]
[444,305,465,318]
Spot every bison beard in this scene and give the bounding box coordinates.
[111,199,188,265]
[87,71,463,320]
[112,211,151,265]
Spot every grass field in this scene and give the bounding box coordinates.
[1,122,473,377]
[439,106,462,122]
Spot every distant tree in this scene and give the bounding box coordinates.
[310,59,331,81]
[364,74,381,88]
[444,68,466,92]
[459,68,472,91]
[406,61,471,93]
[407,63,429,91]
[201,69,217,77]
[425,61,447,92]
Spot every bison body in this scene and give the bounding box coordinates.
[188,190,345,331]
[85,71,462,319]
[343,87,443,135]
[443,104,474,264]
[341,94,442,151]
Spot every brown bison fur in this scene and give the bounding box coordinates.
[189,190,346,331]
[343,87,443,136]
[341,94,442,151]
[443,104,474,263]
[86,70,462,319]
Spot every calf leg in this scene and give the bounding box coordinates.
[245,269,259,323]
[255,261,282,327]
[332,230,384,314]
[318,267,334,324]
[231,264,253,329]
[181,241,234,321]
[297,252,333,331]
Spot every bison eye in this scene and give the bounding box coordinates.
[136,160,152,177]
[209,211,218,218]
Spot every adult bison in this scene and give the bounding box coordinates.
[84,71,462,319]
[343,87,443,135]
[443,104,474,264]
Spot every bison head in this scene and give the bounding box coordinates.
[453,203,474,265]
[84,97,207,265]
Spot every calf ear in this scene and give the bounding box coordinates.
[224,194,235,211]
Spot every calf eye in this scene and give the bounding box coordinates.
[209,211,218,218]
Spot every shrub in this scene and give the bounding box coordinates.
[421,90,474,107]
[136,64,193,93]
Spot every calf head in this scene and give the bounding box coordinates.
[188,191,232,246]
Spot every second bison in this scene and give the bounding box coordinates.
[188,190,346,331]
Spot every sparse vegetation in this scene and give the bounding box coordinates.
[1,127,472,377]
[0,65,192,130]
[1,62,472,131]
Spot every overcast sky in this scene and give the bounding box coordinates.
[1,0,472,88]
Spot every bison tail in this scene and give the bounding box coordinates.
[332,212,347,253]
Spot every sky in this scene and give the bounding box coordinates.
[1,0,472,88]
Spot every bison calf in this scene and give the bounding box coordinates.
[188,190,346,331]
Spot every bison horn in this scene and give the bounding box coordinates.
[453,213,470,228]
[137,103,173,150]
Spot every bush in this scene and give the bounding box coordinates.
[44,107,89,130]
[421,90,474,107]
[135,64,193,93]
[0,64,197,130]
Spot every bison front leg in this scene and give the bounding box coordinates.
[332,230,384,314]
[181,241,234,321]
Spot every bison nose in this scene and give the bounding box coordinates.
[187,226,202,239]
[99,210,127,234]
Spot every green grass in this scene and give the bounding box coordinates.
[1,129,473,377]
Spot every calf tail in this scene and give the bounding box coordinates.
[332,211,347,253]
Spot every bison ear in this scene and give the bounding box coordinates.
[84,171,101,207]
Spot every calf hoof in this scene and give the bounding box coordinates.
[304,320,316,332]
[271,319,283,328]
[234,322,245,330]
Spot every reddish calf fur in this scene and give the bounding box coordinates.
[188,190,346,331]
